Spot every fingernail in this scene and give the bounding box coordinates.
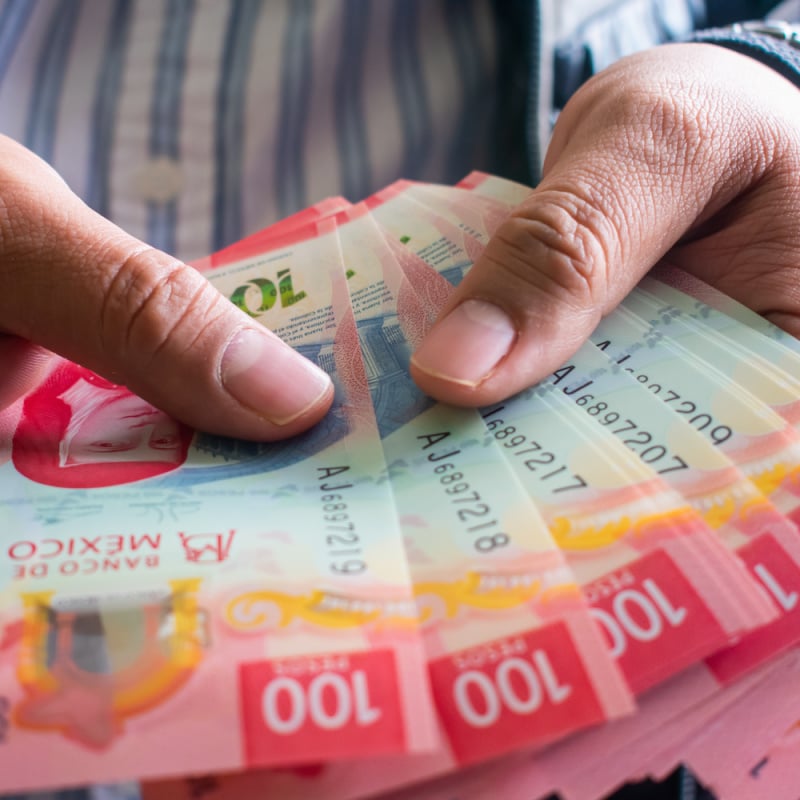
[411,299,516,386]
[221,328,332,425]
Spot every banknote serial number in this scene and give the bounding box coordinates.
[418,431,509,553]
[594,340,733,446]
[318,466,366,575]
[551,365,690,475]
[480,406,588,493]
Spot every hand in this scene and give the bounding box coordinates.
[411,43,800,404]
[0,136,333,439]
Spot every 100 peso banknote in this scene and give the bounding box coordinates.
[1,175,798,800]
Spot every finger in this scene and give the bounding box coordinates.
[411,44,800,405]
[0,137,333,440]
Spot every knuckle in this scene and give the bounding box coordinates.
[581,63,718,186]
[101,247,225,366]
[490,189,616,307]
[611,86,710,183]
[645,93,709,175]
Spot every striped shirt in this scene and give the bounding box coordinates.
[0,0,499,261]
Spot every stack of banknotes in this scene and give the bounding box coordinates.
[0,173,798,800]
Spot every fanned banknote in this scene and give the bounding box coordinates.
[4,172,797,800]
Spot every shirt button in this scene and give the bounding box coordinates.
[132,156,184,203]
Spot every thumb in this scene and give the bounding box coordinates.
[0,137,333,439]
[410,44,800,405]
